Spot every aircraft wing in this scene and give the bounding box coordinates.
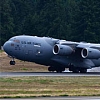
[53,40,100,59]
[52,41,99,69]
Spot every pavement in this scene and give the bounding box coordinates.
[0,97,100,100]
[0,72,100,77]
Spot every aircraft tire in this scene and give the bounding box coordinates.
[48,67,55,72]
[56,67,65,73]
[56,70,62,73]
[10,61,15,65]
[72,69,79,73]
[80,69,87,73]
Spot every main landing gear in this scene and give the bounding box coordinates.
[68,64,87,73]
[69,67,87,73]
[48,66,65,73]
[10,58,15,65]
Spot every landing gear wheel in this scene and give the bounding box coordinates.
[48,67,55,72]
[48,67,65,73]
[72,69,79,73]
[56,70,62,73]
[10,61,15,65]
[80,69,87,73]
[56,67,65,73]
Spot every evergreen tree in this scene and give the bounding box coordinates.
[0,0,14,45]
[72,0,100,42]
[1,0,100,46]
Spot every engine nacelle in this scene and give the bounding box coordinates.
[81,48,100,59]
[53,44,73,56]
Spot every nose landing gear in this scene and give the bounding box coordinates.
[10,58,15,65]
[10,60,15,65]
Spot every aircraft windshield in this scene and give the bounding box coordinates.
[13,39,20,43]
[9,38,20,43]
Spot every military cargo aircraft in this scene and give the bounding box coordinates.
[3,35,100,73]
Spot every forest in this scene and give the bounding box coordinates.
[0,0,100,46]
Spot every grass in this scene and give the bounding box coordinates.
[0,51,48,72]
[0,50,3,53]
[0,76,100,98]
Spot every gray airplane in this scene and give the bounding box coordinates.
[3,35,100,73]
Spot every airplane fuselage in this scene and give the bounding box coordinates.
[3,35,100,73]
[3,35,56,65]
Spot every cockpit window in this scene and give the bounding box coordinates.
[9,38,20,43]
[13,39,20,43]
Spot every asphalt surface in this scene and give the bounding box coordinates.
[0,72,100,77]
[0,97,100,100]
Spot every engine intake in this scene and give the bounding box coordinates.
[53,44,73,56]
[81,48,100,59]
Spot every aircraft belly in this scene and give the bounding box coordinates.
[72,59,95,68]
[91,58,100,68]
[52,56,95,69]
[51,56,70,66]
[22,50,35,61]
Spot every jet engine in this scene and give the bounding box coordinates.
[53,44,73,56]
[81,48,100,59]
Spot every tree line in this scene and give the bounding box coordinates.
[0,0,100,46]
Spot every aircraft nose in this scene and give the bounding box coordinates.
[3,41,11,53]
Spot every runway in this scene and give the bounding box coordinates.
[0,97,100,100]
[0,72,100,77]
